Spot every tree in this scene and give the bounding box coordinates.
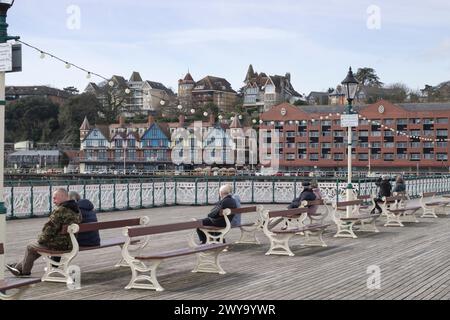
[293,99,308,106]
[96,84,131,124]
[356,67,384,87]
[6,97,61,143]
[63,86,80,95]
[58,93,102,146]
[384,83,409,103]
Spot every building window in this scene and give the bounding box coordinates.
[309,153,319,161]
[410,153,421,161]
[436,118,449,124]
[437,153,448,161]
[383,153,394,161]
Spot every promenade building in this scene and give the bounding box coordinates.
[259,100,450,173]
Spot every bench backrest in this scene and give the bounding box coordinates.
[268,208,308,219]
[336,200,363,208]
[302,199,324,206]
[384,195,406,203]
[220,206,258,216]
[62,218,142,234]
[422,192,436,198]
[357,195,372,200]
[0,242,4,255]
[128,221,203,238]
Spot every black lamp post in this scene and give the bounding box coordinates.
[0,0,18,282]
[341,67,359,217]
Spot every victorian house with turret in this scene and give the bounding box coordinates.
[178,72,238,113]
[242,64,303,113]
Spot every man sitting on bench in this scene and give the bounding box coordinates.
[197,184,237,244]
[6,188,81,277]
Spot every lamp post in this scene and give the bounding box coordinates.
[341,67,359,217]
[0,0,18,281]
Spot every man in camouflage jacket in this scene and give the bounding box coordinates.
[6,188,81,276]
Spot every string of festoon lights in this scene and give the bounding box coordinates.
[256,112,449,144]
[16,39,131,94]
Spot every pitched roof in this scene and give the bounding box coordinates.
[129,71,143,82]
[230,116,242,129]
[145,81,175,96]
[80,117,90,130]
[245,64,256,82]
[184,72,194,82]
[5,86,72,99]
[194,76,236,93]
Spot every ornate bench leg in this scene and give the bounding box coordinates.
[236,227,260,245]
[334,222,357,238]
[0,284,36,300]
[40,253,75,283]
[421,207,438,219]
[125,259,164,291]
[193,249,226,274]
[303,229,327,247]
[384,213,404,227]
[359,218,380,233]
[265,233,295,256]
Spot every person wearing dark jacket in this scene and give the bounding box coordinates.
[393,175,406,194]
[6,188,81,277]
[197,184,237,244]
[69,191,101,247]
[372,175,392,214]
[288,182,317,209]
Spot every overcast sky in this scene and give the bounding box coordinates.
[6,0,450,95]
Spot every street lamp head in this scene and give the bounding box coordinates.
[341,67,359,105]
[0,0,14,14]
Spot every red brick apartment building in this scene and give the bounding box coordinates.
[259,100,450,172]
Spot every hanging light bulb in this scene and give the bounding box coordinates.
[86,72,91,79]
[65,62,71,69]
[40,51,46,59]
[252,119,257,124]
[108,81,114,87]
[190,109,196,114]
[125,88,131,94]
[203,112,208,117]
[218,115,223,120]
[238,115,243,120]
[259,120,263,124]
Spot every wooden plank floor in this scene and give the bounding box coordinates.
[3,200,450,300]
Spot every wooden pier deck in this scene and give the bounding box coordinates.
[3,201,450,300]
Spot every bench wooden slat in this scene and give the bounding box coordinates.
[200,222,254,231]
[384,196,407,202]
[302,200,325,206]
[340,214,380,221]
[229,206,258,214]
[128,221,202,238]
[0,242,4,255]
[0,278,41,291]
[272,223,330,234]
[62,218,142,234]
[269,208,308,219]
[357,195,372,200]
[135,243,228,260]
[336,200,363,207]
[423,192,436,198]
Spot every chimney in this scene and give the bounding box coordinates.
[147,115,154,126]
[119,116,125,127]
[178,114,185,127]
[285,72,291,82]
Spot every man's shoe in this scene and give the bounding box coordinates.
[5,264,31,277]
[5,264,21,277]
